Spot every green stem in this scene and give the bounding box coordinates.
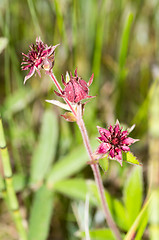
[0,114,27,240]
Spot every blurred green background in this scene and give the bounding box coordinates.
[0,0,159,239]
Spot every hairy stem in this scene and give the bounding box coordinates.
[76,104,122,240]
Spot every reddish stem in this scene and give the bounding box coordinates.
[49,72,121,240]
[76,104,121,240]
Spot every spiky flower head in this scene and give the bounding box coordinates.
[95,120,138,166]
[21,37,59,84]
[54,69,95,104]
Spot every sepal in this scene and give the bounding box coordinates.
[61,112,77,122]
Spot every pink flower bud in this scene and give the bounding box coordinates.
[54,69,95,104]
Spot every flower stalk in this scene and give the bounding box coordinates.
[76,104,122,240]
[47,71,121,240]
[21,37,123,239]
[47,71,122,239]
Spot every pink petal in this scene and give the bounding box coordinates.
[121,131,128,139]
[61,74,66,86]
[64,81,76,102]
[35,68,41,78]
[115,149,123,166]
[79,79,88,92]
[96,143,111,154]
[114,123,120,136]
[48,44,60,56]
[109,148,115,158]
[109,125,113,134]
[24,66,35,84]
[98,136,109,143]
[97,126,111,139]
[121,146,130,151]
[122,137,137,145]
[87,73,94,87]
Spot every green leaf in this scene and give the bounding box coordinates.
[1,87,42,119]
[114,199,129,231]
[76,228,116,240]
[46,139,98,187]
[118,13,133,71]
[122,151,142,166]
[149,189,159,240]
[28,185,54,240]
[123,166,143,227]
[135,209,148,240]
[30,110,58,186]
[99,156,109,173]
[124,195,151,240]
[54,178,96,205]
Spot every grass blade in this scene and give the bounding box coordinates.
[28,185,54,240]
[30,110,58,187]
[46,139,98,188]
[0,114,27,240]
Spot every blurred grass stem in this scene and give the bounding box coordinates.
[0,114,27,240]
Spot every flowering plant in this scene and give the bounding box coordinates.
[22,37,141,240]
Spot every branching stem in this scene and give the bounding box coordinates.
[49,72,121,240]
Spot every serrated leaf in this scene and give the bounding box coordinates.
[122,151,142,166]
[30,110,58,186]
[123,166,143,226]
[99,156,109,173]
[28,185,54,240]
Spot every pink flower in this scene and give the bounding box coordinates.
[95,121,138,166]
[21,37,59,84]
[54,69,95,104]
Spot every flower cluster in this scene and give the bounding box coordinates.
[95,121,138,166]
[21,37,59,84]
[54,69,95,104]
[22,37,139,168]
